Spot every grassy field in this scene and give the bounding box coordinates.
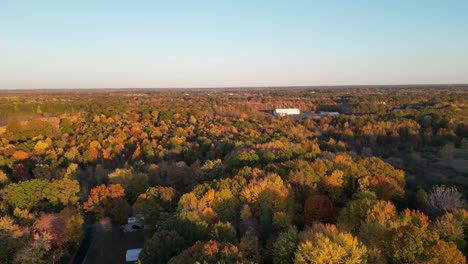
[84,223,144,264]
[390,149,468,199]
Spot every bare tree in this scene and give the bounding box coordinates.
[425,185,466,216]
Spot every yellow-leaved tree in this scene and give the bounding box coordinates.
[294,224,367,264]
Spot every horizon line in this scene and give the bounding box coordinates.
[1,83,468,91]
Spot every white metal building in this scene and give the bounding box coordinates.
[126,248,142,262]
[273,108,300,116]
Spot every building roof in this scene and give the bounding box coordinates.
[273,108,300,116]
[126,248,142,262]
[274,108,300,111]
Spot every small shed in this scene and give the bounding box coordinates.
[126,248,142,262]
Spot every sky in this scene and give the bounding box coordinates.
[1,0,468,89]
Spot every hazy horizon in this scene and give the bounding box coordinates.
[2,1,468,89]
[1,83,468,91]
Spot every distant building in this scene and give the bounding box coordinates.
[393,106,404,113]
[126,248,142,262]
[313,111,340,119]
[273,108,300,116]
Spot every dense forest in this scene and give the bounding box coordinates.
[0,86,468,263]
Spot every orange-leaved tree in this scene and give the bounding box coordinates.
[83,184,128,224]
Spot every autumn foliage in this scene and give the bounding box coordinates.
[33,213,69,248]
[12,150,29,160]
[168,240,243,264]
[83,184,129,224]
[303,195,336,225]
[0,88,467,263]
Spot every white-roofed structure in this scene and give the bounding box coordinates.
[126,248,142,262]
[273,108,300,117]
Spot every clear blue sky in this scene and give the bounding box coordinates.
[1,0,468,89]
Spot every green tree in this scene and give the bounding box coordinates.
[273,226,298,264]
[134,186,177,227]
[32,164,52,180]
[108,168,149,203]
[43,178,80,207]
[138,230,186,264]
[338,191,377,233]
[210,222,237,243]
[239,230,262,264]
[3,179,49,210]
